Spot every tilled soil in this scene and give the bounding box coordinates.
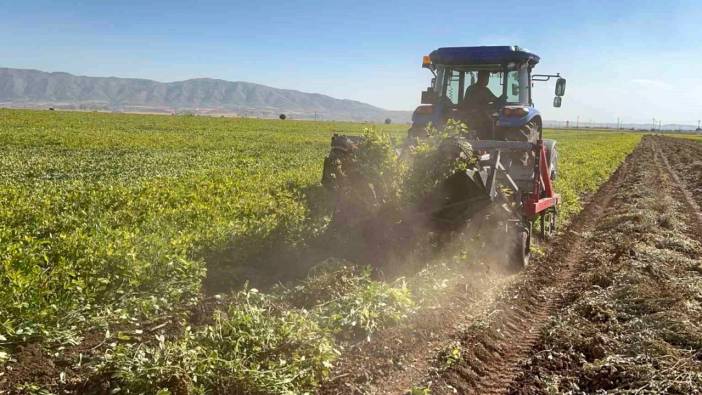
[319,267,516,394]
[502,136,702,394]
[654,136,702,234]
[323,136,702,394]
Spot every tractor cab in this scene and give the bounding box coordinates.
[410,46,566,141]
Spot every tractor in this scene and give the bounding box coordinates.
[321,46,567,268]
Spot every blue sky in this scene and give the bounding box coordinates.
[2,0,701,124]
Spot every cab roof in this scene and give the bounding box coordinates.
[429,46,540,66]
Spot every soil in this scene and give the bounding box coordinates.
[501,136,702,394]
[318,266,516,394]
[1,306,199,394]
[321,136,702,394]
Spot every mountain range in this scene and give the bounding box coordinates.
[0,67,411,123]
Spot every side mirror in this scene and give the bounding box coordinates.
[555,78,566,96]
[421,89,436,104]
[553,96,562,107]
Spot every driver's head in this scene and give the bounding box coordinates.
[477,71,490,86]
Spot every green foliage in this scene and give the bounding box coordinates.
[437,341,463,369]
[107,289,338,394]
[410,386,432,395]
[280,262,363,308]
[346,120,477,209]
[674,133,702,143]
[354,128,404,204]
[311,271,414,339]
[106,266,412,393]
[0,109,405,346]
[545,131,641,222]
[402,120,476,205]
[0,109,642,393]
[282,264,415,340]
[336,128,404,210]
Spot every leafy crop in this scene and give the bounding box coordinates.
[329,128,403,216]
[107,289,338,394]
[0,109,405,344]
[281,264,414,339]
[674,133,702,143]
[332,120,478,213]
[545,131,641,221]
[401,120,477,206]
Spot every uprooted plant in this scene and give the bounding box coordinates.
[329,119,477,220]
[401,119,477,206]
[99,264,415,394]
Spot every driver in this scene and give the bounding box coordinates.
[460,70,498,111]
[457,70,498,138]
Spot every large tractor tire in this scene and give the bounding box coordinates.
[498,120,538,143]
[498,120,538,167]
[518,120,539,143]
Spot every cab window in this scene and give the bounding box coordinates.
[506,70,519,103]
[445,70,462,104]
[464,71,503,99]
[486,72,503,97]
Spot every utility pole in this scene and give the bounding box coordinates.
[576,116,580,129]
[617,117,620,130]
[659,120,662,131]
[652,117,656,131]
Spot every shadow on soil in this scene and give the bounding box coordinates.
[200,181,446,295]
[201,182,522,295]
[200,184,331,294]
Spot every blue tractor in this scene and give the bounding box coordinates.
[322,46,566,268]
[410,45,565,142]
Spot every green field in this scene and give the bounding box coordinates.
[672,133,702,142]
[0,109,642,393]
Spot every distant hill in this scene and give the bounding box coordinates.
[0,67,411,123]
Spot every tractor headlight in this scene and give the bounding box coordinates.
[502,107,529,117]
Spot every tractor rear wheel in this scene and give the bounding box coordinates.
[519,120,539,143]
[499,120,538,143]
[500,121,538,166]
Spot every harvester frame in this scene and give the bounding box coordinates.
[463,132,559,264]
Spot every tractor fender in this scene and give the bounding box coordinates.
[409,104,444,138]
[496,107,541,129]
[410,105,434,130]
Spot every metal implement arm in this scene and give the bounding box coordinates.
[485,150,501,199]
[531,73,561,82]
